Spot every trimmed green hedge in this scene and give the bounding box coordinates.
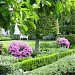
[57,34,75,45]
[0,36,11,41]
[29,54,75,75]
[59,25,75,34]
[14,49,75,71]
[40,42,58,51]
[18,57,32,62]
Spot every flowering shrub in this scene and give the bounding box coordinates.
[56,37,70,48]
[8,41,33,58]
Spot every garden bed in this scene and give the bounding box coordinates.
[29,54,75,75]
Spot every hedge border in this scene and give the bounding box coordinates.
[29,54,75,75]
[14,49,75,71]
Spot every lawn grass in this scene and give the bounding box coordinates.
[0,40,55,49]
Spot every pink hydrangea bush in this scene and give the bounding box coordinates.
[8,41,33,58]
[56,37,70,48]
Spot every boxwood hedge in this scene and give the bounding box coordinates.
[14,49,75,71]
[29,54,75,75]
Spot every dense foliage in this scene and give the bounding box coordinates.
[59,25,75,34]
[0,0,39,33]
[0,55,18,75]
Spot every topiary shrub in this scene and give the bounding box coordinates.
[8,41,33,58]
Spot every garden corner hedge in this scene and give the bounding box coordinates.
[14,49,75,71]
[29,54,75,75]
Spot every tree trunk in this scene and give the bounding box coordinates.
[0,28,2,36]
[56,18,59,35]
[35,34,39,52]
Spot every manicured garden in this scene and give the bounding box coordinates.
[0,36,75,75]
[0,0,75,75]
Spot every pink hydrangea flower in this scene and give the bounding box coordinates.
[56,37,70,48]
[8,41,33,58]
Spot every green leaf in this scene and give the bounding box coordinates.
[36,0,40,5]
[21,8,29,11]
[23,25,28,31]
[66,2,71,12]
[18,24,28,34]
[45,1,51,6]
[18,25,24,34]
[33,4,40,9]
[72,1,75,6]
[28,20,36,29]
[25,11,30,18]
[55,1,62,14]
[26,0,30,3]
[25,2,33,12]
[32,11,39,21]
[21,24,28,31]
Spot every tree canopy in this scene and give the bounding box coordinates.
[0,0,75,52]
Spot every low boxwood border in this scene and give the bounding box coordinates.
[29,54,75,75]
[14,49,75,71]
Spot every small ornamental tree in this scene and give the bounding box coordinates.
[25,0,75,52]
[27,13,58,52]
[8,41,33,58]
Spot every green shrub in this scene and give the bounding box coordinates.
[31,52,38,58]
[0,56,17,75]
[0,55,22,75]
[14,49,75,71]
[18,57,32,62]
[0,62,12,75]
[14,53,58,71]
[40,43,50,48]
[70,45,75,49]
[0,61,23,75]
[0,55,18,63]
[12,34,20,40]
[2,47,7,54]
[40,42,58,51]
[0,36,11,41]
[29,54,75,75]
[59,25,75,34]
[57,34,75,45]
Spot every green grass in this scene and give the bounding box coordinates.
[0,40,55,49]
